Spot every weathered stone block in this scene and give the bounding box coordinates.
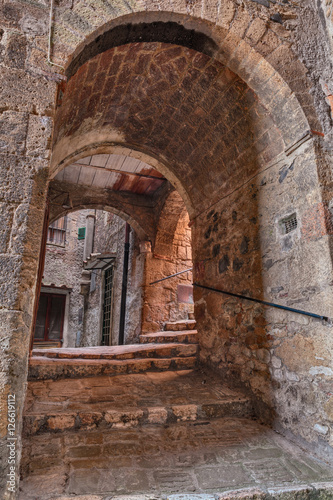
[26,115,52,158]
[0,66,55,114]
[0,154,47,203]
[0,111,28,155]
[0,203,14,253]
[5,32,27,69]
[47,414,76,431]
[0,255,22,309]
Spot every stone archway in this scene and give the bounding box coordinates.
[48,24,333,450]
[2,5,333,497]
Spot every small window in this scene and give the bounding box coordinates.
[78,227,86,240]
[47,216,67,245]
[280,213,297,235]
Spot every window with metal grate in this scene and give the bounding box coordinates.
[280,213,297,235]
[101,265,114,346]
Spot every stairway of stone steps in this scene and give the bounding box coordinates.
[20,369,333,499]
[140,319,198,345]
[19,320,333,500]
[23,368,253,437]
[22,320,333,498]
[29,319,199,381]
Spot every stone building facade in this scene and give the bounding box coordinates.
[1,0,333,498]
[38,210,145,348]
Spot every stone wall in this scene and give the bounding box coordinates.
[1,1,333,497]
[142,194,193,333]
[193,140,333,456]
[0,1,56,497]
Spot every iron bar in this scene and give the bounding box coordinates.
[149,268,193,285]
[118,223,130,345]
[194,283,329,322]
[148,268,329,321]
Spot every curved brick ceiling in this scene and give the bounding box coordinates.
[66,21,218,80]
[53,42,284,211]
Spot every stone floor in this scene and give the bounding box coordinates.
[19,417,333,499]
[20,370,333,500]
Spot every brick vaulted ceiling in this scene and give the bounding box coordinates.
[53,42,284,211]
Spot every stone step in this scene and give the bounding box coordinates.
[139,330,198,344]
[32,343,198,360]
[23,396,252,436]
[164,319,196,331]
[28,355,198,381]
[23,369,254,436]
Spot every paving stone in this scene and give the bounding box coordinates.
[153,470,197,492]
[23,369,253,435]
[194,465,253,490]
[20,416,333,499]
[266,484,313,498]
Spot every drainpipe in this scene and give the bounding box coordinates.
[83,213,95,262]
[118,223,130,345]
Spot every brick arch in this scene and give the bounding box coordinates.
[49,33,329,422]
[51,145,194,219]
[49,204,147,241]
[52,9,320,136]
[52,41,288,216]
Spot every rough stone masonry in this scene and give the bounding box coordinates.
[1,0,333,498]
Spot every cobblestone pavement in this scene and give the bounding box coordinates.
[20,416,333,499]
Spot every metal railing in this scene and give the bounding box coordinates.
[150,269,329,322]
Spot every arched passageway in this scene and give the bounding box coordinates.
[39,150,195,349]
[49,26,333,451]
[2,4,333,497]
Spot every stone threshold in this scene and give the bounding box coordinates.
[37,482,333,499]
[28,356,198,380]
[32,343,198,360]
[139,330,198,344]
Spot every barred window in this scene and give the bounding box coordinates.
[47,216,67,245]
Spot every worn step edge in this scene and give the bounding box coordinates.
[28,356,198,381]
[23,398,253,436]
[164,320,197,331]
[139,331,198,344]
[34,482,333,499]
[32,343,198,360]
